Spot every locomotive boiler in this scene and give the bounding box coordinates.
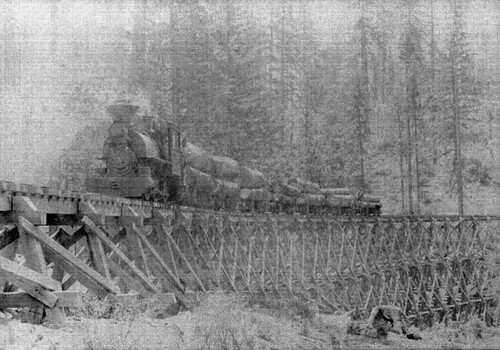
[86,101,382,215]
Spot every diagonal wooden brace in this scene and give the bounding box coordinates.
[19,217,119,298]
[82,216,159,293]
[0,256,59,308]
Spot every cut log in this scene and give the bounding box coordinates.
[239,188,252,201]
[359,201,382,209]
[183,142,213,174]
[326,194,357,207]
[250,188,271,202]
[0,256,60,308]
[184,166,217,193]
[320,188,351,196]
[0,291,84,309]
[212,156,240,181]
[304,194,325,207]
[239,167,269,189]
[358,193,381,203]
[280,195,295,205]
[281,184,301,198]
[288,178,320,194]
[271,192,281,202]
[213,180,240,200]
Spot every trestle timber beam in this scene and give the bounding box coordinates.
[13,197,47,225]
[106,258,150,296]
[61,227,129,292]
[0,256,59,308]
[130,224,187,305]
[19,217,119,298]
[0,180,168,229]
[82,216,159,293]
[162,224,207,293]
[18,220,67,324]
[0,291,84,309]
[85,225,111,281]
[0,192,11,211]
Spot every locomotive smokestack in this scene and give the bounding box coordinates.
[106,100,139,125]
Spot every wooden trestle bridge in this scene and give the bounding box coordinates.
[1,180,499,325]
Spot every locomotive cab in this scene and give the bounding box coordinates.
[152,119,185,202]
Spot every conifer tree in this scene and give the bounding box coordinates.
[440,0,480,214]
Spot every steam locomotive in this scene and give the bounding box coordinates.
[85,101,382,215]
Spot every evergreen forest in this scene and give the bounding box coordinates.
[0,0,499,215]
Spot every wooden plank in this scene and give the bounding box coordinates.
[19,217,119,297]
[61,229,127,292]
[0,193,11,211]
[120,206,144,227]
[19,222,66,323]
[28,196,78,215]
[82,216,159,293]
[129,227,151,278]
[131,224,185,292]
[13,197,46,225]
[130,225,187,305]
[0,239,19,293]
[162,224,207,292]
[106,227,128,254]
[106,293,140,304]
[51,265,65,285]
[0,291,84,308]
[79,202,106,226]
[18,226,47,274]
[0,239,18,259]
[86,226,111,280]
[0,256,59,307]
[106,258,150,296]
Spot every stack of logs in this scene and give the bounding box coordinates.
[183,142,381,213]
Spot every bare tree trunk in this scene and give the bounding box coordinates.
[406,106,414,214]
[497,0,499,129]
[405,61,414,215]
[397,107,406,213]
[359,0,369,190]
[451,0,464,215]
[301,2,313,180]
[411,73,421,214]
[170,0,179,121]
[279,0,286,146]
[452,54,464,215]
[430,0,436,89]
